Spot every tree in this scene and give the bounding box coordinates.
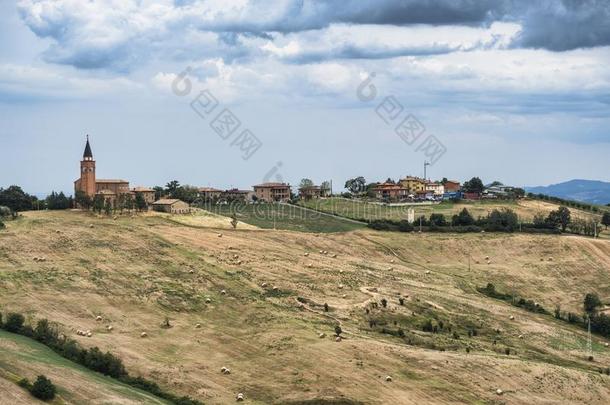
[0,185,36,212]
[135,193,147,212]
[153,186,165,201]
[452,208,474,226]
[92,195,104,214]
[384,178,395,184]
[299,178,314,189]
[45,191,71,210]
[486,208,518,231]
[584,293,602,313]
[334,325,342,336]
[174,185,200,204]
[429,213,447,226]
[547,206,571,232]
[344,177,366,194]
[462,177,484,194]
[103,199,112,216]
[320,181,331,197]
[30,375,56,401]
[602,212,610,229]
[75,190,92,209]
[165,180,181,197]
[4,313,25,332]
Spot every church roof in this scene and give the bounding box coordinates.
[83,135,93,158]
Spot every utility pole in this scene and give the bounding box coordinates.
[424,161,430,181]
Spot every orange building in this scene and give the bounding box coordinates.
[74,136,135,207]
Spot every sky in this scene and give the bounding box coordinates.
[1,0,609,196]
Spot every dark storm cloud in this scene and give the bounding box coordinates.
[15,0,610,72]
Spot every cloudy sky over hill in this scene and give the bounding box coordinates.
[1,0,609,194]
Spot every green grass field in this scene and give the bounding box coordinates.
[297,197,602,223]
[0,330,170,404]
[201,203,365,233]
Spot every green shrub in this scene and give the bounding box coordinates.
[380,298,387,308]
[584,293,602,313]
[17,378,31,390]
[4,312,25,333]
[422,319,434,333]
[30,375,56,401]
[334,325,342,336]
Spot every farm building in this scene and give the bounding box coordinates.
[152,199,190,214]
[253,182,291,202]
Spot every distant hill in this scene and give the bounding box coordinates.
[526,179,610,205]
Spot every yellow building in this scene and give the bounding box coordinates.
[399,176,426,194]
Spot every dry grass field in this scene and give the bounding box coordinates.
[1,210,610,404]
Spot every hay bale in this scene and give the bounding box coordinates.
[189,269,195,274]
[89,224,94,228]
[509,315,514,320]
[605,342,609,348]
[335,336,342,342]
[236,393,244,401]
[331,254,337,258]
[236,260,242,265]
[87,332,92,337]
[385,376,392,382]
[304,253,309,257]
[307,263,313,268]
[96,315,102,321]
[319,250,324,254]
[195,323,202,329]
[339,269,343,274]
[319,333,326,338]
[496,389,503,395]
[221,289,227,295]
[221,367,231,375]
[261,282,268,288]
[387,267,393,271]
[205,298,212,303]
[425,270,430,274]
[390,259,395,263]
[107,325,113,331]
[217,233,223,237]
[485,256,490,260]
[233,254,239,259]
[518,334,523,339]
[338,284,344,289]
[140,332,148,338]
[342,294,347,298]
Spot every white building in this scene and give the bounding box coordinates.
[425,182,445,196]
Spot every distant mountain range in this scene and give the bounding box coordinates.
[525,179,610,205]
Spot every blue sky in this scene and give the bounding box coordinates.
[1,0,609,196]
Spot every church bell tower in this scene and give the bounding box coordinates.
[79,135,96,197]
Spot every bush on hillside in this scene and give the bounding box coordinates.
[584,293,602,313]
[30,375,56,401]
[4,312,25,333]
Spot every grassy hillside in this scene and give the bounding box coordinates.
[200,203,365,233]
[0,330,170,404]
[297,197,602,223]
[1,211,610,404]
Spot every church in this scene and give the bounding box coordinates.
[74,136,155,207]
